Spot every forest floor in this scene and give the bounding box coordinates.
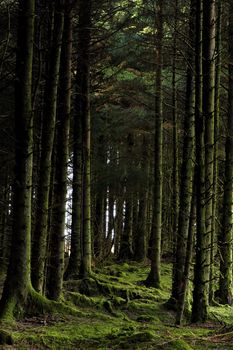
[1,261,233,349]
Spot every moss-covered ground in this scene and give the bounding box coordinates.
[0,262,233,349]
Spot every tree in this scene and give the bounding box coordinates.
[192,0,216,323]
[146,0,163,288]
[219,0,233,305]
[31,0,64,293]
[78,0,92,278]
[169,0,195,310]
[0,0,35,318]
[46,0,73,300]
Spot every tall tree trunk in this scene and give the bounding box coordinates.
[78,0,92,278]
[171,0,179,286]
[203,0,216,301]
[192,0,216,323]
[169,0,195,308]
[31,0,64,293]
[219,2,233,305]
[210,0,221,304]
[146,0,163,288]
[0,0,35,318]
[47,1,72,300]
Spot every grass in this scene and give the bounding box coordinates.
[1,261,233,349]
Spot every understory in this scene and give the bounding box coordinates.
[0,262,232,349]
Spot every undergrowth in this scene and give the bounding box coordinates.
[0,262,232,349]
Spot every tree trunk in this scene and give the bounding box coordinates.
[175,188,195,325]
[146,0,163,288]
[219,2,233,305]
[203,0,216,302]
[192,0,216,323]
[31,0,64,293]
[78,0,92,278]
[210,0,221,304]
[169,0,195,308]
[0,0,35,318]
[171,0,179,288]
[47,1,72,300]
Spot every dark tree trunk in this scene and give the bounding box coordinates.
[0,0,35,319]
[31,0,64,293]
[219,1,233,305]
[78,0,92,278]
[47,1,72,300]
[146,0,163,288]
[169,0,195,308]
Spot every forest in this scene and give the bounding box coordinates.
[0,0,232,348]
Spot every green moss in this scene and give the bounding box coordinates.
[136,314,158,322]
[1,262,233,349]
[117,330,158,349]
[161,339,193,350]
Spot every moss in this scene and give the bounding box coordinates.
[78,278,100,296]
[111,296,126,307]
[1,262,233,349]
[160,339,193,350]
[116,330,158,349]
[102,300,115,314]
[136,314,158,323]
[65,291,97,308]
[0,296,17,322]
